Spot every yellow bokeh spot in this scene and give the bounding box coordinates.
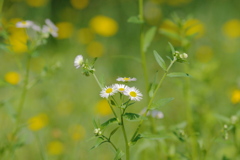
[70,0,88,9]
[184,19,205,38]
[95,99,112,116]
[160,19,178,33]
[166,0,192,6]
[4,72,20,85]
[28,113,48,131]
[195,46,214,62]
[25,0,48,7]
[222,19,240,38]
[231,90,240,104]
[90,15,118,37]
[77,28,94,44]
[87,41,105,57]
[47,141,64,155]
[56,22,74,39]
[68,124,86,141]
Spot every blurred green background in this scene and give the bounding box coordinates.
[1,0,240,159]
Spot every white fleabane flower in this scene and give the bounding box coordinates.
[31,23,41,32]
[100,85,118,98]
[116,77,137,82]
[16,20,33,28]
[124,87,142,101]
[113,84,129,93]
[74,55,84,69]
[42,19,58,37]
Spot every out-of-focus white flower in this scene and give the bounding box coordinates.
[42,19,58,37]
[31,24,41,32]
[74,55,84,69]
[100,85,118,98]
[180,53,188,59]
[124,86,142,101]
[116,77,137,82]
[113,84,129,93]
[16,20,34,28]
[140,108,164,119]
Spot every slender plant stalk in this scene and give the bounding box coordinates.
[93,73,103,89]
[102,135,118,151]
[131,58,176,141]
[120,108,129,160]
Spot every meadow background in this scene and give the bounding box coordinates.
[1,0,240,159]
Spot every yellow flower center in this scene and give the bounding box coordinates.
[106,88,113,93]
[119,88,124,91]
[22,21,27,25]
[123,78,130,81]
[130,91,137,97]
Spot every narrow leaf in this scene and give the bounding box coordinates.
[153,50,166,71]
[150,97,174,110]
[167,72,190,78]
[143,26,157,52]
[114,149,125,160]
[130,134,142,146]
[123,113,144,121]
[109,127,120,139]
[90,139,107,150]
[168,42,176,55]
[140,133,169,140]
[101,118,118,128]
[127,16,144,24]
[160,29,180,41]
[148,71,159,98]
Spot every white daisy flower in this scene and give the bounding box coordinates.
[124,87,142,101]
[113,84,129,93]
[116,77,137,82]
[74,55,84,69]
[100,85,118,98]
[31,23,41,32]
[42,19,58,37]
[16,20,33,28]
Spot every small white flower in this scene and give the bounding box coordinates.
[94,128,102,135]
[100,85,118,98]
[116,77,137,82]
[74,55,84,69]
[180,53,188,59]
[42,19,58,37]
[16,20,33,28]
[124,87,142,101]
[150,110,164,119]
[113,84,129,93]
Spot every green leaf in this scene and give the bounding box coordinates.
[127,16,144,24]
[168,42,176,55]
[109,127,120,139]
[114,149,125,160]
[160,29,180,41]
[101,118,118,128]
[153,50,166,71]
[148,71,159,98]
[167,72,190,78]
[140,133,169,140]
[143,26,157,52]
[90,138,107,150]
[123,113,144,121]
[150,97,174,110]
[110,100,116,106]
[130,134,142,146]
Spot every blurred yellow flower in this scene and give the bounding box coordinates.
[56,22,74,39]
[231,90,240,104]
[70,0,88,9]
[166,0,192,6]
[95,99,112,116]
[47,141,64,155]
[28,113,48,131]
[222,19,240,38]
[87,41,105,57]
[184,19,205,38]
[68,124,86,141]
[195,46,214,62]
[90,15,118,37]
[25,0,48,7]
[159,19,178,34]
[4,71,20,85]
[8,29,28,54]
[77,28,94,44]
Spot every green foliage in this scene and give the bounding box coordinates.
[101,118,118,128]
[114,149,125,160]
[143,27,157,52]
[167,72,190,78]
[127,16,144,24]
[123,113,144,121]
[150,97,174,110]
[153,50,167,71]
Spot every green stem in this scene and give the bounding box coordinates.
[102,135,118,151]
[107,100,119,123]
[131,58,176,141]
[120,110,129,160]
[93,73,103,89]
[139,0,149,91]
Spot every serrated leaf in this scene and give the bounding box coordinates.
[114,149,125,160]
[153,50,166,71]
[127,16,144,24]
[167,72,190,78]
[143,27,157,52]
[150,97,174,110]
[168,42,176,55]
[101,118,118,128]
[109,127,120,139]
[123,113,144,121]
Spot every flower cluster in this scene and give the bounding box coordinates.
[100,80,143,101]
[173,51,188,62]
[94,128,102,136]
[16,19,58,38]
[74,55,95,76]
